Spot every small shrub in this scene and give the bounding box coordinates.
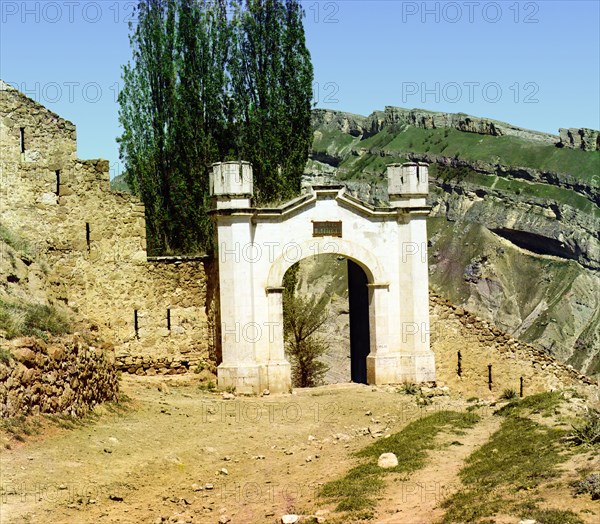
[199,380,216,392]
[569,409,600,446]
[224,385,236,394]
[573,473,600,500]
[400,382,419,395]
[501,388,517,400]
[0,300,71,339]
[0,347,13,364]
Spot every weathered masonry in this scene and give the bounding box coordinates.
[0,80,213,374]
[210,161,436,393]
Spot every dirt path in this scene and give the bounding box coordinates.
[1,377,463,524]
[374,413,501,523]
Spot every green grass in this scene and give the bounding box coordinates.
[494,391,563,418]
[430,164,599,216]
[343,126,600,183]
[312,128,360,157]
[440,392,583,523]
[0,299,71,339]
[0,346,12,364]
[0,222,37,259]
[321,411,480,516]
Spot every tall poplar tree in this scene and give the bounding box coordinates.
[229,0,313,204]
[118,0,177,254]
[118,0,313,253]
[169,0,230,252]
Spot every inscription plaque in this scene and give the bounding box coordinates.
[313,221,342,237]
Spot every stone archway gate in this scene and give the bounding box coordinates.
[209,161,435,393]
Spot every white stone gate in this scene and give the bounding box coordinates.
[210,161,435,393]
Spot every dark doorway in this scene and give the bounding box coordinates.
[347,259,370,384]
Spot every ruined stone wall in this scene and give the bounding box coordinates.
[0,81,211,372]
[0,336,118,418]
[430,294,596,398]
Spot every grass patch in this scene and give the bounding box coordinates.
[568,408,600,447]
[0,415,43,442]
[0,299,71,339]
[440,392,581,523]
[0,222,37,259]
[321,411,480,517]
[494,391,563,418]
[0,346,13,364]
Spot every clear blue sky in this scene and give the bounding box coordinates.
[1,1,599,178]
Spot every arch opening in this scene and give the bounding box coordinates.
[281,254,371,386]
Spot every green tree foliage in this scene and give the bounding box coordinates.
[118,0,313,253]
[229,0,314,204]
[118,0,177,254]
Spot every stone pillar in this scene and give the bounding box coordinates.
[366,283,399,384]
[211,162,262,394]
[385,162,436,383]
[263,286,291,393]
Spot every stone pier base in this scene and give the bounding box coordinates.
[217,361,291,394]
[367,352,436,384]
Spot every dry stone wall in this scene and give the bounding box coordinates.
[0,335,118,418]
[430,293,595,398]
[0,80,212,373]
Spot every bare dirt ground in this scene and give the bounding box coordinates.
[0,376,598,524]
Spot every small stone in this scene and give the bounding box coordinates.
[377,452,398,469]
[219,468,229,475]
[262,389,270,396]
[519,520,537,524]
[58,484,68,490]
[218,516,231,524]
[281,515,299,524]
[109,493,124,501]
[204,483,214,490]
[365,410,372,416]
[305,456,312,462]
[308,435,316,441]
[223,456,232,461]
[191,483,202,492]
[221,392,235,400]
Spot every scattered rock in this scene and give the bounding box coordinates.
[221,392,235,400]
[262,389,270,396]
[281,515,299,524]
[219,468,229,475]
[377,453,398,469]
[218,516,231,524]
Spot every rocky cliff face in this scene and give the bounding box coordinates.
[307,107,600,376]
[559,128,600,151]
[313,106,560,144]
